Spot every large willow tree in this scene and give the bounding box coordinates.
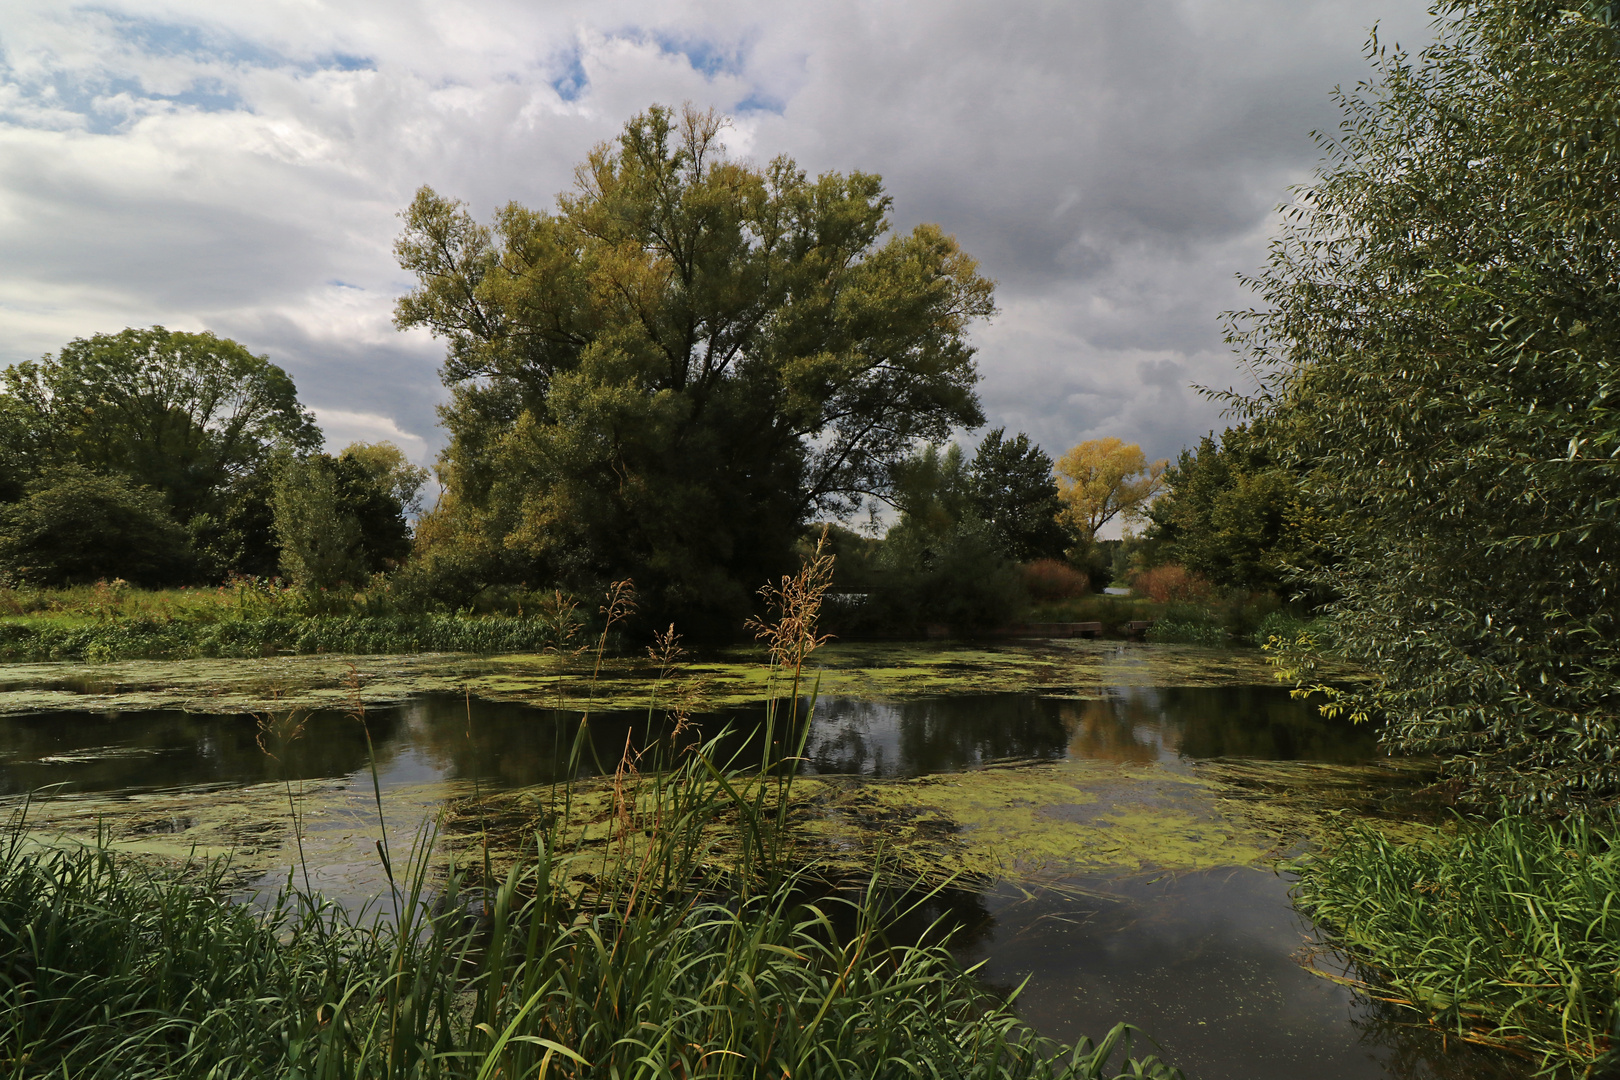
[1237,1,1620,809]
[395,106,993,629]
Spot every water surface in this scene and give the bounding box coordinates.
[0,659,1515,1080]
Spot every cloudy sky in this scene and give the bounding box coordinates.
[0,0,1434,477]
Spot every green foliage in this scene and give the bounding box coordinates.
[0,467,193,586]
[970,428,1071,562]
[1145,615,1228,647]
[340,440,431,517]
[856,444,1027,634]
[0,326,324,584]
[273,456,365,590]
[1294,816,1620,1072]
[0,838,316,1078]
[1233,1,1620,808]
[188,469,281,580]
[1143,425,1327,596]
[872,517,1028,634]
[394,105,994,633]
[273,449,414,591]
[0,612,586,661]
[1253,609,1330,651]
[0,326,319,523]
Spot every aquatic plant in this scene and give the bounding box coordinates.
[1294,815,1620,1073]
[1144,617,1228,647]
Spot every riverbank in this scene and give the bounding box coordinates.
[1295,816,1620,1074]
[0,582,1326,660]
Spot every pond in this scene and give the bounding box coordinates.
[0,644,1523,1080]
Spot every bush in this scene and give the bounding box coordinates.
[1145,614,1228,647]
[859,520,1027,635]
[0,467,193,586]
[1252,608,1328,649]
[1022,559,1089,601]
[1129,563,1213,604]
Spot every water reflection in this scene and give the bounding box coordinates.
[0,682,1506,1080]
[0,685,1375,797]
[800,685,1376,777]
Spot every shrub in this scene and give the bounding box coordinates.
[1130,563,1213,604]
[1022,558,1089,601]
[0,467,193,586]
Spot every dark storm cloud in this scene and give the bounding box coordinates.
[0,0,1436,470]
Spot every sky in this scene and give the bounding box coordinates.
[0,0,1435,480]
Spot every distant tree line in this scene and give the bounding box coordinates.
[0,327,425,590]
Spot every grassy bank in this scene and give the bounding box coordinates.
[0,612,578,661]
[0,580,586,660]
[1025,592,1323,648]
[1294,816,1620,1073]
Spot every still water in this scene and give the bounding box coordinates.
[0,683,1517,1080]
[0,684,1378,796]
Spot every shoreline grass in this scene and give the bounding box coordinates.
[0,612,577,661]
[1293,815,1620,1075]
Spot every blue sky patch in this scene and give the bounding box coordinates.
[734,90,785,115]
[551,45,588,102]
[653,33,747,79]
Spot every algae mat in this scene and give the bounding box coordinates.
[0,641,1285,716]
[443,755,1436,891]
[6,777,477,902]
[4,754,1435,899]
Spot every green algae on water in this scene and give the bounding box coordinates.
[0,640,1295,717]
[441,754,1437,892]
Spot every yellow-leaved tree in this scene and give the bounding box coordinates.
[1053,438,1166,542]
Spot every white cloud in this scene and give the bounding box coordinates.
[311,407,431,464]
[0,0,1436,472]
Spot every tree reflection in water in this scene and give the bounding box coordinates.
[0,685,1378,799]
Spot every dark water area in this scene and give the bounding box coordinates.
[0,682,1523,1080]
[888,871,1524,1080]
[0,683,1378,797]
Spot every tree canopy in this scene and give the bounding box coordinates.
[968,428,1070,563]
[1143,424,1328,595]
[0,467,192,587]
[1052,438,1166,543]
[0,327,321,523]
[1236,0,1620,809]
[394,105,994,631]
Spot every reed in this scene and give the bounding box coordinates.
[1294,815,1620,1073]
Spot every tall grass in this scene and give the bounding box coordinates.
[0,612,582,661]
[1294,815,1620,1073]
[0,554,1184,1079]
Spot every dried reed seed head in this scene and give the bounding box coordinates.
[748,541,837,667]
[647,623,685,671]
[600,579,637,630]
